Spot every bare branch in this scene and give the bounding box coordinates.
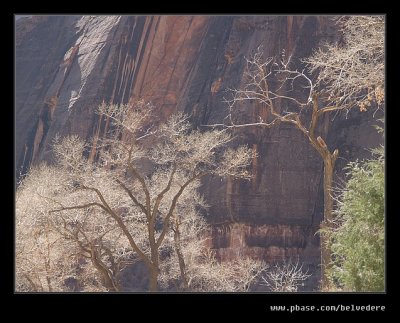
[304,16,384,110]
[262,260,311,292]
[50,202,107,214]
[115,179,147,216]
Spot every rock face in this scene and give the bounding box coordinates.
[15,16,383,289]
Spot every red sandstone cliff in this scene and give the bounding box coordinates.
[15,16,383,287]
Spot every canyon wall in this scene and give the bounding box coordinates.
[15,16,383,288]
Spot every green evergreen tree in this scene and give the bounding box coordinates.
[328,144,384,291]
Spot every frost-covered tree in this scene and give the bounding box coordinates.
[206,15,384,288]
[16,101,254,292]
[16,164,107,292]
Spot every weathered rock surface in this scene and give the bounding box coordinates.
[15,16,383,289]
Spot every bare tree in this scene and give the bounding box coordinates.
[205,15,384,288]
[16,101,253,292]
[305,16,384,112]
[262,260,311,292]
[16,166,285,293]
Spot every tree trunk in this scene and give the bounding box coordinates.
[102,273,118,292]
[46,275,53,292]
[320,154,336,289]
[149,266,158,291]
[147,219,160,292]
[173,222,189,291]
[323,157,334,224]
[91,257,119,291]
